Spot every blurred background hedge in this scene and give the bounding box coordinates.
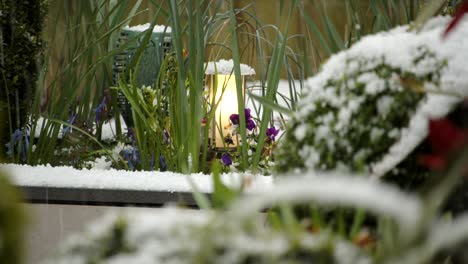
[0,0,47,161]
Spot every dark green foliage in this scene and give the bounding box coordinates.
[0,0,47,150]
[383,141,432,190]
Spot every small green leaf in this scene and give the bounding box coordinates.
[211,159,240,209]
[248,92,293,116]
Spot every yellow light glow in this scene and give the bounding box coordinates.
[211,74,243,148]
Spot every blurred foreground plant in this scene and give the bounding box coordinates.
[0,170,25,264]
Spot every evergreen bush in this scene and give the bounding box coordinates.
[0,0,47,156]
[276,17,468,189]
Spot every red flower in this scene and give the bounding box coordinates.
[419,118,468,170]
[444,0,468,38]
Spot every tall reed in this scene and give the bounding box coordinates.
[27,0,144,165]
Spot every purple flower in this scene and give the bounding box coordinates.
[5,128,30,161]
[244,108,251,120]
[266,126,280,141]
[221,152,232,166]
[127,128,136,143]
[163,129,170,144]
[62,112,77,136]
[93,97,107,124]
[121,149,135,170]
[121,128,140,170]
[247,119,256,131]
[121,146,140,171]
[149,154,167,171]
[229,113,240,125]
[229,108,254,129]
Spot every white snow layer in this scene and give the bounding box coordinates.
[123,23,172,33]
[205,59,256,76]
[301,16,468,177]
[1,163,272,194]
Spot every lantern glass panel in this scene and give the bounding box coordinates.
[210,74,244,148]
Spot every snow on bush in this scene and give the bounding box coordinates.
[45,170,468,264]
[45,177,393,264]
[276,17,468,186]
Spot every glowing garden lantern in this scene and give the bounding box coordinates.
[205,60,255,149]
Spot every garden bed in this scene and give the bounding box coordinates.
[1,163,272,207]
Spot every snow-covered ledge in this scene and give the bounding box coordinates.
[1,164,273,207]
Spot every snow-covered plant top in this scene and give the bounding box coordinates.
[123,23,172,33]
[48,173,417,264]
[276,17,468,181]
[205,59,256,76]
[43,171,468,264]
[44,207,371,264]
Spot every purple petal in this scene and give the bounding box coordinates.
[244,108,251,120]
[221,153,232,166]
[229,114,240,125]
[12,129,22,143]
[94,97,107,124]
[247,119,256,131]
[266,126,280,141]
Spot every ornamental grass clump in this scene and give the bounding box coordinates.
[276,16,468,189]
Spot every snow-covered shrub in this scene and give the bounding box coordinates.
[276,17,468,187]
[44,207,373,264]
[44,164,468,263]
[50,174,422,264]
